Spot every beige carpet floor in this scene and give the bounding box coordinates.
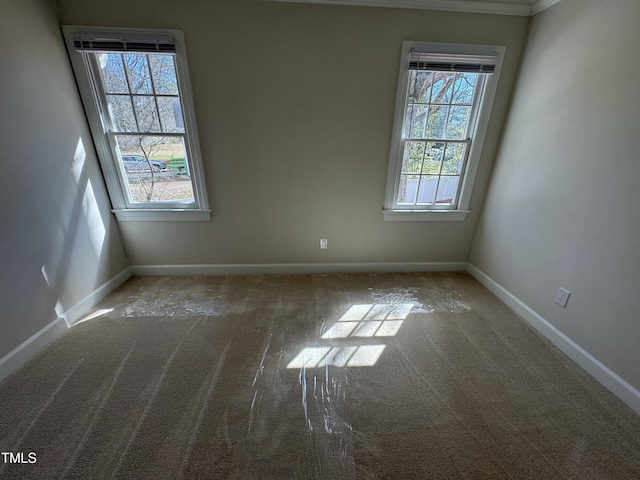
[1,272,639,479]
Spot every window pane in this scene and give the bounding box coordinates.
[401,141,425,174]
[435,176,460,204]
[409,71,433,104]
[134,96,161,133]
[404,105,427,138]
[431,73,455,104]
[157,97,185,133]
[115,135,194,203]
[107,95,137,132]
[397,174,419,204]
[422,142,444,174]
[98,54,128,94]
[451,73,476,105]
[426,106,447,138]
[149,55,178,95]
[417,176,437,204]
[124,54,153,94]
[445,106,471,140]
[442,143,467,175]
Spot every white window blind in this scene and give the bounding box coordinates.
[409,50,498,74]
[72,33,176,53]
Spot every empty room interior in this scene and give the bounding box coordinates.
[2,0,640,477]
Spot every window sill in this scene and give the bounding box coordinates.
[382,209,470,222]
[112,209,211,222]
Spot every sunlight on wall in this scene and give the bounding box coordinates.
[39,138,112,327]
[74,138,107,258]
[72,138,86,183]
[83,179,106,257]
[41,265,65,317]
[41,265,50,286]
[287,303,414,369]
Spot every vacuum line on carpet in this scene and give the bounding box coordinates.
[0,356,86,477]
[108,320,200,479]
[177,340,231,480]
[60,345,136,478]
[394,342,513,478]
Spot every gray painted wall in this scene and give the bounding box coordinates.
[0,0,129,358]
[55,0,528,266]
[470,0,640,390]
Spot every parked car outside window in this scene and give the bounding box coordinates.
[121,154,167,172]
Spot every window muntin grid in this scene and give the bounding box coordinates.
[63,26,210,220]
[89,51,195,204]
[397,70,480,207]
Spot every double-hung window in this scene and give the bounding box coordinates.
[62,26,210,221]
[384,42,504,221]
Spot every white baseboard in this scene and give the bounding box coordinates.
[467,263,640,415]
[60,267,132,327]
[130,262,468,276]
[0,317,68,385]
[0,267,132,383]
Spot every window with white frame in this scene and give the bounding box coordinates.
[62,26,210,221]
[384,42,504,221]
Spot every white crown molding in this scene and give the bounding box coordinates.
[261,0,564,16]
[531,0,564,15]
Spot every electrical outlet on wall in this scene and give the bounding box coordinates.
[555,287,571,308]
[124,244,134,257]
[320,238,328,250]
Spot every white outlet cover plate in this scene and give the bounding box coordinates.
[555,287,571,307]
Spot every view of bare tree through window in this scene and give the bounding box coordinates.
[398,71,476,206]
[96,52,194,203]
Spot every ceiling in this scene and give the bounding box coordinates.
[261,0,564,16]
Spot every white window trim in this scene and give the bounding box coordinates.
[383,41,505,222]
[62,25,211,222]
